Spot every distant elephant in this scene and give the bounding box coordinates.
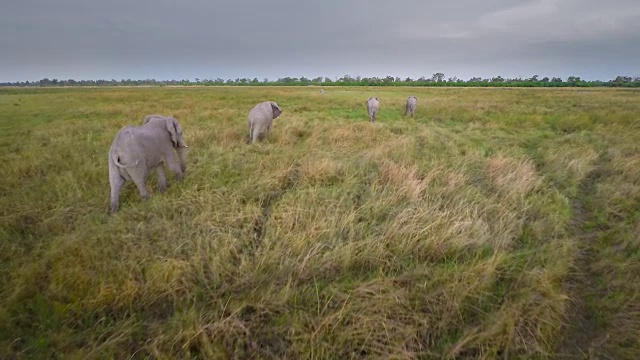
[405,96,418,117]
[366,97,380,122]
[320,89,325,94]
[108,115,188,213]
[248,101,283,143]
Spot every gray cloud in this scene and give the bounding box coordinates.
[1,0,638,81]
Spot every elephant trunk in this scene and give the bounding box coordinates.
[176,145,188,173]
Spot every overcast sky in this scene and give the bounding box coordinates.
[1,0,639,82]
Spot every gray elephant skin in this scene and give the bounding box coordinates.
[405,96,418,117]
[366,97,380,122]
[108,115,188,213]
[248,101,283,143]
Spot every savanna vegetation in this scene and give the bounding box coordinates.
[2,73,640,88]
[1,86,638,359]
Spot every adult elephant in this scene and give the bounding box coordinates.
[108,115,188,213]
[366,97,380,122]
[405,96,418,117]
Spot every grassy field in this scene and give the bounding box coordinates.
[1,86,638,359]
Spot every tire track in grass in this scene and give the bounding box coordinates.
[251,163,300,249]
[556,152,611,359]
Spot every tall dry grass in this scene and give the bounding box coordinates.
[1,86,638,358]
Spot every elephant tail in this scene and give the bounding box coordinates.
[110,149,127,168]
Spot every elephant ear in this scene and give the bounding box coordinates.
[166,117,183,147]
[271,102,282,119]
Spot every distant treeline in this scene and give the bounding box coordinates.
[2,74,640,87]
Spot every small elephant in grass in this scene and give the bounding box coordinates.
[108,115,188,213]
[405,96,418,117]
[248,101,283,143]
[366,97,380,122]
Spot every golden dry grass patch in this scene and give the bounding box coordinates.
[486,154,541,199]
[297,156,344,187]
[375,161,429,201]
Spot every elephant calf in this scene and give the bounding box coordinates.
[248,101,283,143]
[405,96,418,117]
[108,115,188,213]
[366,97,380,122]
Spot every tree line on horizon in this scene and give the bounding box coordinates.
[2,73,639,87]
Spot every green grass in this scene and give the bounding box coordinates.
[1,86,639,359]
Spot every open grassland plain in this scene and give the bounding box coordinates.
[1,86,639,359]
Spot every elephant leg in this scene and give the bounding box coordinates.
[129,168,150,200]
[156,166,167,192]
[109,173,126,214]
